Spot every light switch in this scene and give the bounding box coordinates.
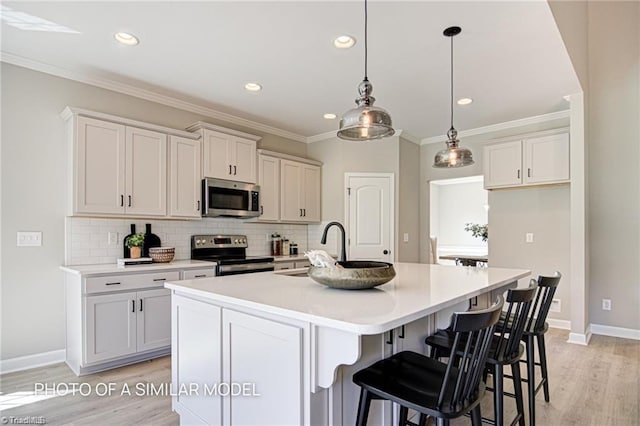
[403,233,409,243]
[17,231,42,247]
[108,232,119,245]
[525,233,534,243]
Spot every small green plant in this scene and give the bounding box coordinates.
[126,233,145,248]
[465,223,488,242]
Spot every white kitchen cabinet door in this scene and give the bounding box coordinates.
[137,288,171,352]
[169,136,201,218]
[172,295,222,426]
[302,163,321,222]
[125,127,167,216]
[280,160,304,222]
[85,292,136,364]
[75,117,126,214]
[483,141,523,189]
[257,154,280,221]
[231,137,257,183]
[202,129,232,180]
[222,309,302,426]
[524,133,570,184]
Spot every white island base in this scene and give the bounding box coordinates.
[166,263,529,426]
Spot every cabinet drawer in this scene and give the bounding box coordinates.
[85,271,180,295]
[294,260,310,269]
[182,268,216,280]
[274,261,296,271]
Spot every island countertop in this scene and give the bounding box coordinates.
[165,262,529,334]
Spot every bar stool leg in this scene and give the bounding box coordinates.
[525,335,536,426]
[399,406,409,426]
[537,334,550,402]
[418,414,428,426]
[494,365,504,426]
[511,362,526,426]
[470,406,482,426]
[356,389,372,426]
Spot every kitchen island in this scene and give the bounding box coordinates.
[165,262,529,426]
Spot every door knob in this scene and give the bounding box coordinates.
[383,250,389,255]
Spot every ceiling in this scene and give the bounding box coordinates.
[0,1,581,142]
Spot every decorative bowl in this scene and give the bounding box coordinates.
[308,261,396,290]
[148,247,175,263]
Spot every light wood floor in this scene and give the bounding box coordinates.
[1,329,638,425]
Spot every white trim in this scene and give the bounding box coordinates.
[590,324,640,341]
[420,110,571,145]
[546,318,571,330]
[395,130,421,145]
[307,130,338,144]
[1,52,307,143]
[186,121,261,141]
[567,330,592,346]
[0,349,66,374]
[256,149,322,166]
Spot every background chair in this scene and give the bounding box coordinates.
[353,296,504,426]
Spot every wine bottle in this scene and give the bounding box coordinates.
[123,224,136,258]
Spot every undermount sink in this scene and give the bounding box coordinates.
[308,261,396,290]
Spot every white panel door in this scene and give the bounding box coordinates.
[222,309,302,426]
[169,136,201,218]
[346,174,393,262]
[76,117,126,214]
[302,164,321,222]
[231,137,257,183]
[136,288,171,352]
[483,141,522,188]
[203,129,232,179]
[172,295,222,425]
[125,126,167,216]
[85,292,136,364]
[524,133,570,184]
[257,154,280,221]
[280,160,303,222]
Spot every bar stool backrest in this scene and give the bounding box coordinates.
[495,285,537,360]
[527,272,562,333]
[439,296,504,411]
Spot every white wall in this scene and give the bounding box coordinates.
[0,63,308,361]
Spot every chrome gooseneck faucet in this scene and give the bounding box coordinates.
[320,221,347,263]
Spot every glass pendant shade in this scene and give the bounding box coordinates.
[338,79,395,141]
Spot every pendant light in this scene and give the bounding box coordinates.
[337,0,394,141]
[433,26,474,168]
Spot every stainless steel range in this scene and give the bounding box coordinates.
[191,234,274,276]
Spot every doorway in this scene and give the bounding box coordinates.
[430,176,488,265]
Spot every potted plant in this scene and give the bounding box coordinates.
[126,233,145,259]
[464,223,488,242]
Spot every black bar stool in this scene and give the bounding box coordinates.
[352,296,504,426]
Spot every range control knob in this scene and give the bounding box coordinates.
[242,239,247,244]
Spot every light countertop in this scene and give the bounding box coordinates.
[60,259,215,276]
[165,263,530,335]
[272,254,310,262]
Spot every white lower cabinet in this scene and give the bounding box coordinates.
[172,295,303,426]
[181,268,216,280]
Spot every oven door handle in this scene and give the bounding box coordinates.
[217,262,275,275]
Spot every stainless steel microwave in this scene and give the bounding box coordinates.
[202,178,261,218]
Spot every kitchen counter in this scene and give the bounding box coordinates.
[60,259,214,276]
[167,262,529,425]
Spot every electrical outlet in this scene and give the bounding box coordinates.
[17,231,42,247]
[108,232,119,245]
[602,299,611,311]
[403,233,409,243]
[550,299,561,313]
[525,233,534,243]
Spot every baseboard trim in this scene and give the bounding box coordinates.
[567,330,592,346]
[547,318,571,330]
[0,349,66,375]
[590,323,640,341]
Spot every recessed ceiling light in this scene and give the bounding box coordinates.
[323,113,337,120]
[244,83,262,92]
[333,35,356,49]
[114,32,139,45]
[457,98,473,105]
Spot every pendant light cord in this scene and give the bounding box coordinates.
[450,34,454,130]
[364,0,368,80]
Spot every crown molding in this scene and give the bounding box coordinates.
[420,110,571,145]
[1,52,307,143]
[306,129,419,144]
[395,130,420,145]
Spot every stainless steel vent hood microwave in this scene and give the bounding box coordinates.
[202,178,261,218]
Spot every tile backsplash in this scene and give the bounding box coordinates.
[65,217,311,265]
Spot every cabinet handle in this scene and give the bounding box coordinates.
[153,278,166,282]
[260,205,264,215]
[197,200,200,211]
[194,274,206,278]
[131,300,135,313]
[517,169,520,179]
[229,164,232,175]
[120,195,124,207]
[139,299,143,312]
[299,208,303,217]
[399,325,405,339]
[105,282,121,286]
[303,208,306,217]
[528,168,531,178]
[386,329,394,345]
[233,165,237,175]
[128,195,132,207]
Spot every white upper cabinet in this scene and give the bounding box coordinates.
[257,153,280,221]
[169,136,201,218]
[484,132,569,189]
[187,122,260,184]
[125,127,167,216]
[280,159,321,223]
